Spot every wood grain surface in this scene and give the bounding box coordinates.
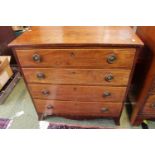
[9,27,143,47]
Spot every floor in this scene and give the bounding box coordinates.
[1,78,155,129]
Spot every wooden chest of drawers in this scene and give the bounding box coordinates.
[130,27,155,125]
[9,26,143,125]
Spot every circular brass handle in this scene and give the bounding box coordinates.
[103,91,111,97]
[46,104,53,110]
[151,103,155,109]
[107,54,117,64]
[42,90,50,96]
[101,107,109,113]
[105,74,114,82]
[32,54,41,62]
[36,72,45,79]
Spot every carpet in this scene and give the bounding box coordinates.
[0,118,11,129]
[48,122,112,129]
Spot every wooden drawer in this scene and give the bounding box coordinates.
[16,48,135,68]
[33,99,122,117]
[141,95,155,116]
[23,68,130,86]
[149,77,155,95]
[28,84,126,102]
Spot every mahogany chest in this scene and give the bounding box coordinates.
[130,26,155,125]
[9,26,143,125]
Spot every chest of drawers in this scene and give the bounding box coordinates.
[9,26,143,125]
[130,27,155,125]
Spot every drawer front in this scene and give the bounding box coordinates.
[16,48,135,68]
[141,95,155,116]
[23,68,130,86]
[149,77,155,95]
[146,94,155,102]
[33,99,122,117]
[28,84,126,102]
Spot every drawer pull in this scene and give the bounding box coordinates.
[105,74,114,82]
[32,54,41,62]
[151,103,155,109]
[37,72,45,79]
[103,91,111,97]
[42,90,50,96]
[107,54,117,64]
[101,107,109,113]
[46,104,53,109]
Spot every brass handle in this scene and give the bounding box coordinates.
[32,54,41,62]
[46,104,53,110]
[103,91,111,97]
[105,74,114,82]
[151,103,155,109]
[36,72,45,79]
[101,107,109,113]
[107,54,117,64]
[42,90,50,96]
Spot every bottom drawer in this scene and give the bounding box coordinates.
[141,95,155,116]
[33,99,123,117]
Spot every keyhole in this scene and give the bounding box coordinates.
[73,87,77,91]
[70,52,75,57]
[71,71,76,74]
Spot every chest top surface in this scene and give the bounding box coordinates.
[9,26,143,48]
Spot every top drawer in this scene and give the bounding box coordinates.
[15,48,136,68]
